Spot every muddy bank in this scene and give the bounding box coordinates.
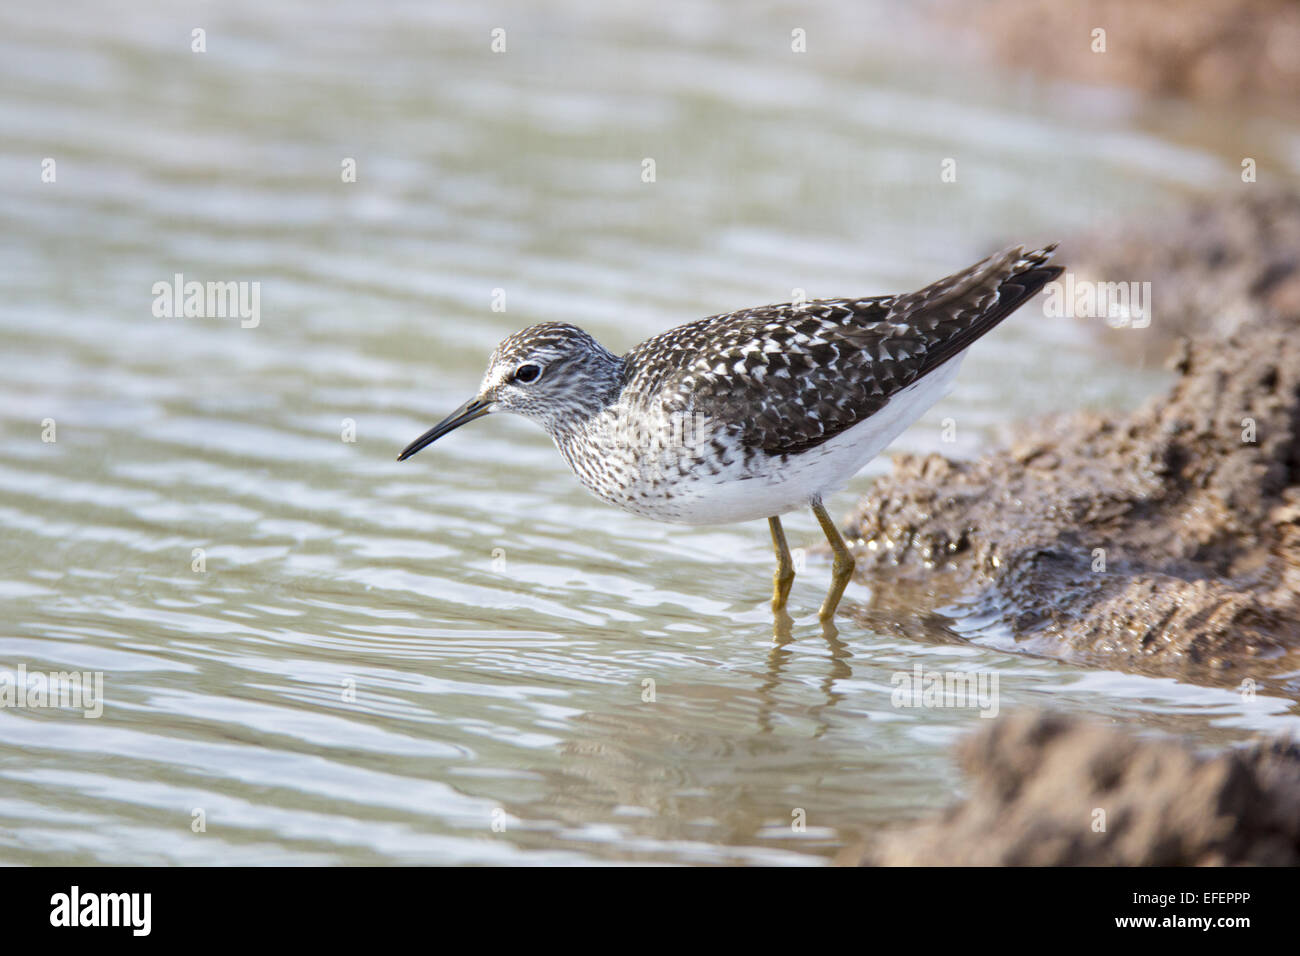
[843,712,1300,866]
[846,316,1300,690]
[1069,189,1300,365]
[946,0,1300,104]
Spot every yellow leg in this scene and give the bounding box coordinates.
[768,516,795,612]
[811,498,855,621]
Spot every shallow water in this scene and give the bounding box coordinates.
[3,0,1300,865]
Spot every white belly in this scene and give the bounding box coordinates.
[623,355,965,525]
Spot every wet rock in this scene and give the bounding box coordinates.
[947,0,1300,104]
[846,319,1300,690]
[1069,189,1300,365]
[843,711,1300,866]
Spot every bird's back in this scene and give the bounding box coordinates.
[622,244,1061,458]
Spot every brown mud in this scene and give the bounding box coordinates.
[1070,189,1300,366]
[844,313,1300,692]
[946,0,1300,104]
[843,711,1300,866]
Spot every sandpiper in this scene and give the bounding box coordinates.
[399,244,1061,620]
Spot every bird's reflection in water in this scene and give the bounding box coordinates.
[756,600,975,735]
[757,610,853,736]
[512,603,975,858]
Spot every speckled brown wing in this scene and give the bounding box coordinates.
[624,244,1061,456]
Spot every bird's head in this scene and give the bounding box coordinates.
[397,322,623,461]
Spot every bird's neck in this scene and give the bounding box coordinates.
[543,352,627,444]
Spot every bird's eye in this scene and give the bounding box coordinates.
[513,364,542,384]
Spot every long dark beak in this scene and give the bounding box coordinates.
[397,398,491,461]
